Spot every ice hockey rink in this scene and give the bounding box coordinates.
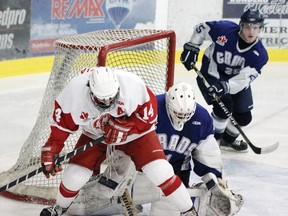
[0,62,287,216]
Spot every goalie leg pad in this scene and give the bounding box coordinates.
[189,183,208,216]
[69,172,160,216]
[69,174,130,216]
[95,150,138,198]
[141,158,174,186]
[68,151,138,215]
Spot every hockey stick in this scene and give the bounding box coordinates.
[0,136,105,192]
[119,188,138,216]
[192,64,279,154]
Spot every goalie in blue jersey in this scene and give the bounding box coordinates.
[66,82,243,216]
[181,9,268,152]
[148,82,243,215]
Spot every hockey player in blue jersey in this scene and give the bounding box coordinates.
[66,82,243,216]
[156,82,222,186]
[148,82,243,215]
[180,9,268,152]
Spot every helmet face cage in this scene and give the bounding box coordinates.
[168,103,195,123]
[90,88,120,112]
[88,67,120,112]
[240,9,264,28]
[166,83,196,131]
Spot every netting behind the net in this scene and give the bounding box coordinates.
[0,29,175,202]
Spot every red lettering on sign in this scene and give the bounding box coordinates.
[51,0,104,19]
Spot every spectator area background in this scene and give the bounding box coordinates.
[0,0,287,77]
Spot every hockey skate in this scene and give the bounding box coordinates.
[219,139,248,153]
[40,204,67,216]
[181,206,198,216]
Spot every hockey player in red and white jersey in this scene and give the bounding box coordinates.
[40,66,197,216]
[65,82,243,216]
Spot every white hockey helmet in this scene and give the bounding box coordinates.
[166,82,196,131]
[89,66,120,111]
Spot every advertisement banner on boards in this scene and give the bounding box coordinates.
[223,0,288,48]
[0,0,31,60]
[30,0,156,55]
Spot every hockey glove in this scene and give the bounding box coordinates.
[93,113,111,130]
[41,141,64,178]
[208,80,229,98]
[103,117,135,144]
[202,173,244,216]
[180,42,200,70]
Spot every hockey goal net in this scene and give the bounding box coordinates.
[0,29,175,204]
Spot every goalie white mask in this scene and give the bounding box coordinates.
[166,82,196,131]
[89,67,120,111]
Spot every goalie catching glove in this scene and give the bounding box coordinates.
[202,173,244,216]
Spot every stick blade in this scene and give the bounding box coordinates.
[259,142,279,154]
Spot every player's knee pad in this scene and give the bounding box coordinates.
[141,159,174,186]
[233,111,252,126]
[57,164,93,208]
[62,163,93,192]
[142,159,192,212]
[142,159,184,196]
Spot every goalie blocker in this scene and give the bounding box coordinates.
[68,153,243,216]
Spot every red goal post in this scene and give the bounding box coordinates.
[0,29,176,204]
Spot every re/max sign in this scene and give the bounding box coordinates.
[51,0,105,19]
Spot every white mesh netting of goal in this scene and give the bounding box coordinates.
[0,29,176,204]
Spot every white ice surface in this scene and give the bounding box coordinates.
[0,63,287,216]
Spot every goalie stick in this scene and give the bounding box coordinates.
[0,136,105,192]
[119,188,138,216]
[192,64,279,154]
